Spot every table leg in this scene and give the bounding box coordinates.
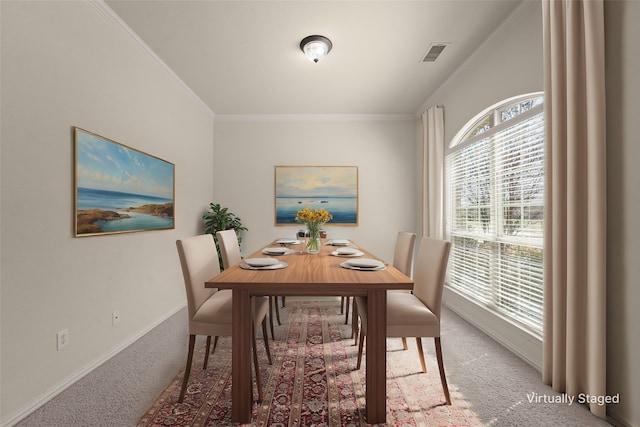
[365,289,387,423]
[231,289,252,423]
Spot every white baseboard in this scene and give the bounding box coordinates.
[2,301,187,427]
[443,287,542,371]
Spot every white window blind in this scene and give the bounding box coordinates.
[446,95,544,334]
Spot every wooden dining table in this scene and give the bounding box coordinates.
[205,239,413,424]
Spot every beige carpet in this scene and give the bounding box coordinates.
[16,299,610,427]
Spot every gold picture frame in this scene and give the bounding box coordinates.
[74,127,175,237]
[275,165,358,226]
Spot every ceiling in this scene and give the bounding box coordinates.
[106,0,523,116]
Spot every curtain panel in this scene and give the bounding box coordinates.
[542,0,607,419]
[421,106,445,239]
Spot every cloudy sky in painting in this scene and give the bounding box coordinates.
[276,166,357,198]
[76,130,174,198]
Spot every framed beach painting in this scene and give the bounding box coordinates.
[74,127,175,237]
[275,166,358,226]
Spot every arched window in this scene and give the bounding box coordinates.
[445,93,544,334]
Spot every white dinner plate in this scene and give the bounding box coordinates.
[262,247,296,256]
[244,258,281,267]
[274,238,301,245]
[345,258,384,268]
[331,247,363,257]
[340,258,386,271]
[328,239,351,246]
[241,260,288,270]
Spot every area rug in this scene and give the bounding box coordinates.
[138,301,483,426]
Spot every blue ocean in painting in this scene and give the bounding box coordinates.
[276,197,357,224]
[77,187,172,210]
[77,187,173,231]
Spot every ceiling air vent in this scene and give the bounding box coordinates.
[422,43,449,63]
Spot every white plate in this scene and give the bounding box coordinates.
[328,239,351,246]
[262,247,295,256]
[344,258,385,269]
[274,238,301,245]
[340,260,386,271]
[331,247,363,257]
[241,261,288,270]
[336,247,359,255]
[244,258,281,267]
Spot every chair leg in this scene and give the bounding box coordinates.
[178,335,196,403]
[268,296,275,339]
[344,296,351,324]
[281,296,286,307]
[416,337,427,373]
[275,299,282,325]
[212,336,219,352]
[351,303,358,339]
[402,337,408,350]
[434,337,451,405]
[340,296,345,314]
[252,325,263,402]
[356,333,365,370]
[353,323,360,347]
[261,318,272,364]
[203,336,212,369]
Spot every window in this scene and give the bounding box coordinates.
[445,94,544,335]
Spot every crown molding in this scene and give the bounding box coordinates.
[88,0,215,119]
[215,114,418,123]
[416,0,540,114]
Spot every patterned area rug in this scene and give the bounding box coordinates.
[138,301,482,426]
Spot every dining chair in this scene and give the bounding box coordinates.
[176,234,271,403]
[392,230,417,279]
[352,231,416,342]
[216,229,281,338]
[354,236,452,405]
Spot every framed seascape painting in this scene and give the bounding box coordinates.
[275,166,358,226]
[74,127,175,237]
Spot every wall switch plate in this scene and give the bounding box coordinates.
[57,329,69,350]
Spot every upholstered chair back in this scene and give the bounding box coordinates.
[176,234,220,320]
[412,237,451,321]
[393,231,417,277]
[216,229,242,269]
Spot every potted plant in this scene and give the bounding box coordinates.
[202,202,248,269]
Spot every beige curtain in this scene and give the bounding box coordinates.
[421,106,444,239]
[542,0,607,419]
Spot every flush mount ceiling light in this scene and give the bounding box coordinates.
[300,35,332,63]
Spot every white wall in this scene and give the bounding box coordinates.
[605,2,640,426]
[422,2,544,138]
[0,2,214,424]
[213,118,417,262]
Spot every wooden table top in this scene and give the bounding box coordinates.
[205,239,413,295]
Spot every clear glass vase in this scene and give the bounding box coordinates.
[306,229,322,254]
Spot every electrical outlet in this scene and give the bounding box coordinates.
[112,310,120,325]
[57,329,69,351]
